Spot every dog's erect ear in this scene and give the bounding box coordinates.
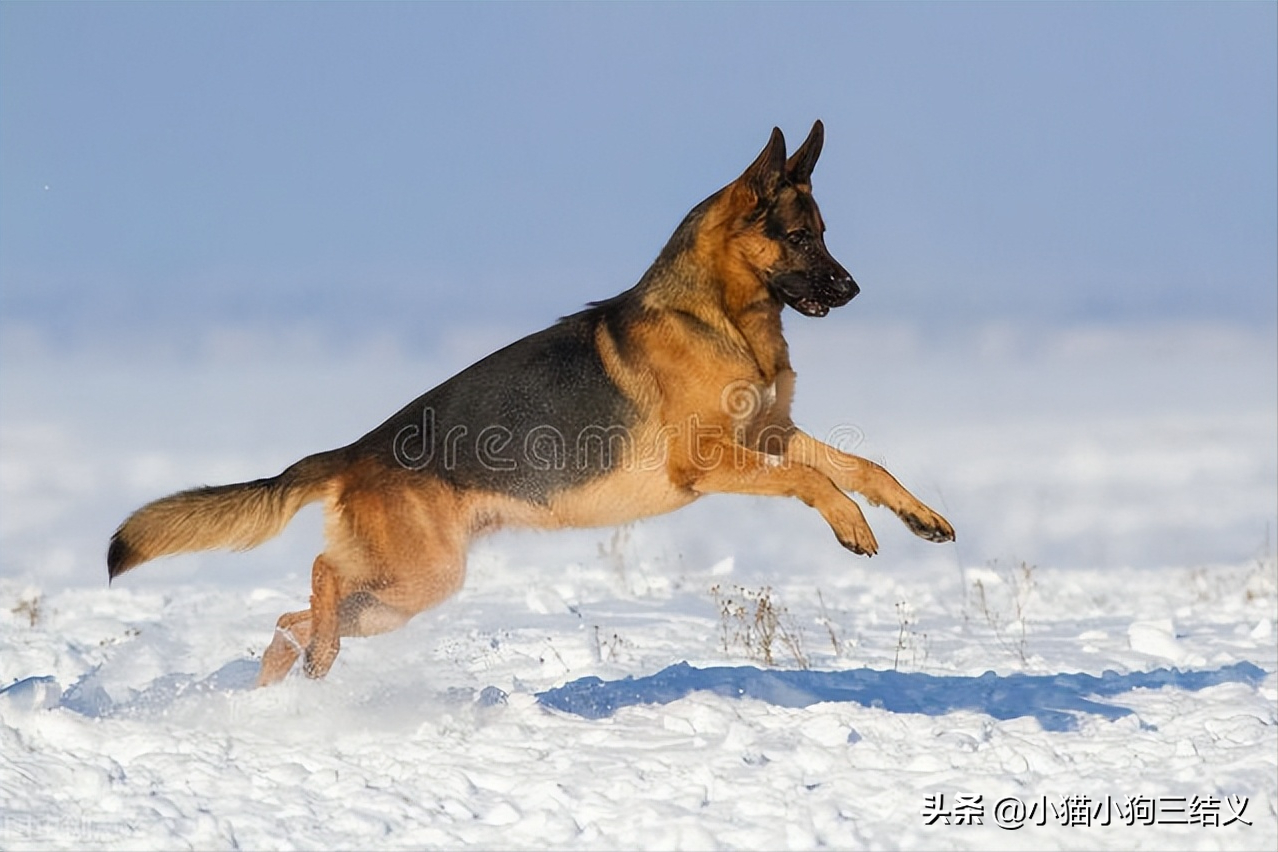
[785,120,824,186]
[737,126,787,202]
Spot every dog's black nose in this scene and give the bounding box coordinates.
[829,275,859,303]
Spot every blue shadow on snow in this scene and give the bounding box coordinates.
[535,661,1269,732]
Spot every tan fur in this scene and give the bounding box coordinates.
[108,452,342,578]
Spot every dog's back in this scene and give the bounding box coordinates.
[360,303,640,503]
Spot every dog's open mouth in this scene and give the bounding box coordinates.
[793,297,830,317]
[773,275,857,318]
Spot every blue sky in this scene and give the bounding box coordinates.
[2,2,1275,346]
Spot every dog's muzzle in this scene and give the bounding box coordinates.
[816,275,859,307]
[773,271,859,317]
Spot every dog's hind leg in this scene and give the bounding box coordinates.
[257,609,312,687]
[303,555,342,678]
[254,554,343,685]
[254,550,464,685]
[333,553,465,642]
[255,478,470,685]
[310,479,469,678]
[300,549,468,682]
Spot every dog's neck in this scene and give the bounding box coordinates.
[724,292,792,383]
[640,251,792,382]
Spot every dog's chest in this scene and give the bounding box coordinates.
[727,375,793,436]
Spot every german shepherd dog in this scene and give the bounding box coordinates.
[108,121,954,686]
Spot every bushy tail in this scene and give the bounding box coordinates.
[107,450,345,581]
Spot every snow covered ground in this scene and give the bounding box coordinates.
[1,319,1275,850]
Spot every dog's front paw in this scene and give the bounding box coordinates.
[901,505,955,543]
[829,502,879,557]
[838,532,879,557]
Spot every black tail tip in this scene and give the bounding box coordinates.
[107,535,141,583]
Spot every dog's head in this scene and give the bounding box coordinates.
[716,121,858,318]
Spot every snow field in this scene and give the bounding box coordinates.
[1,320,1275,849]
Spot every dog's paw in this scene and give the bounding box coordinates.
[829,503,879,557]
[303,637,340,680]
[901,505,955,543]
[838,533,878,557]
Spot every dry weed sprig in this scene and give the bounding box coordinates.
[710,583,809,669]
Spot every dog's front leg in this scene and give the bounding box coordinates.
[787,431,955,543]
[679,442,878,556]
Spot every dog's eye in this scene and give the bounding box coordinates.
[787,229,812,246]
